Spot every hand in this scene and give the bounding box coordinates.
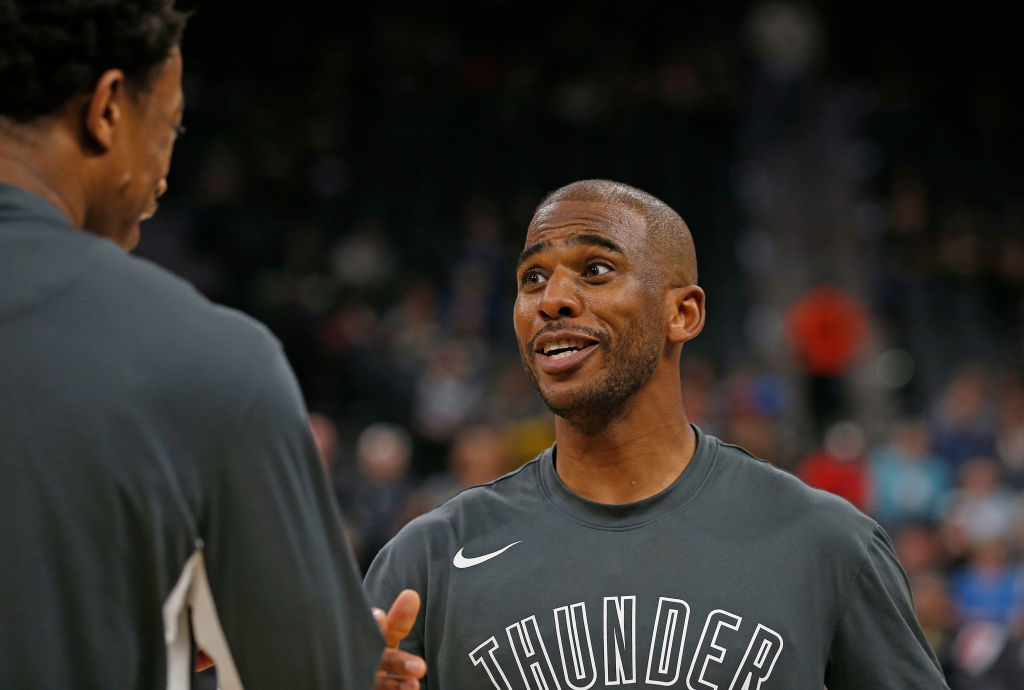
[195,647,215,672]
[373,589,427,690]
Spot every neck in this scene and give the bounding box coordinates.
[0,119,86,228]
[553,370,697,504]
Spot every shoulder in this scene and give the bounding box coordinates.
[366,458,544,605]
[101,247,275,347]
[404,459,543,541]
[26,240,308,438]
[83,245,287,390]
[705,433,879,556]
[375,458,544,566]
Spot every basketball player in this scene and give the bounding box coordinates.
[365,180,949,688]
[0,2,422,688]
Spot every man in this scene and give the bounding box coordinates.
[0,2,422,688]
[365,180,949,688]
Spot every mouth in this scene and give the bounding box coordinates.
[538,336,596,359]
[532,331,601,374]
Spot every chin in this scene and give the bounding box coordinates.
[119,224,141,251]
[538,382,598,417]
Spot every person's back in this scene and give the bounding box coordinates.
[0,185,385,687]
[0,2,385,687]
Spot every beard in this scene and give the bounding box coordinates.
[520,307,663,435]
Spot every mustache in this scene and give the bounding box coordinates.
[526,320,608,353]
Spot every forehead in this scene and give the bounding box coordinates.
[525,200,646,248]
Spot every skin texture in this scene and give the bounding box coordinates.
[536,179,699,287]
[83,49,184,250]
[514,196,706,504]
[0,48,184,250]
[372,590,427,690]
[515,202,665,433]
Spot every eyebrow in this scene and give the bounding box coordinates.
[516,233,624,269]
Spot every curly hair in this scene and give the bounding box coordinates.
[0,0,189,122]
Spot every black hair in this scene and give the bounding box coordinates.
[0,0,188,122]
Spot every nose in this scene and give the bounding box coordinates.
[156,178,168,198]
[538,268,582,320]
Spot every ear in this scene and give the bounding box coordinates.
[666,285,705,345]
[84,69,128,151]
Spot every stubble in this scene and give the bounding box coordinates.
[521,307,663,435]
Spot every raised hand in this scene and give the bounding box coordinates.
[373,589,426,690]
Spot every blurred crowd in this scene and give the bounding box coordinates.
[792,369,1024,686]
[153,2,1022,686]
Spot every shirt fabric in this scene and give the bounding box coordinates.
[365,424,948,689]
[0,184,382,689]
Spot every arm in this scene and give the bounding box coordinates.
[198,342,383,689]
[825,526,949,689]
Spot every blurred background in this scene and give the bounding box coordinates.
[160,1,1023,684]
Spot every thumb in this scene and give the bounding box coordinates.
[384,589,421,648]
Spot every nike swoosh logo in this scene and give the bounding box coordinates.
[453,541,522,569]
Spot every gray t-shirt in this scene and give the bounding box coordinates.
[0,184,382,689]
[365,425,947,689]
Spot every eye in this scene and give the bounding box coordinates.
[519,268,547,287]
[583,262,612,279]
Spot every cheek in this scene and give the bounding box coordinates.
[512,296,530,335]
[607,289,662,330]
[143,130,173,174]
[151,141,171,175]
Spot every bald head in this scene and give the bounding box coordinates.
[534,179,698,286]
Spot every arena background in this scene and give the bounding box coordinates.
[154,2,1021,684]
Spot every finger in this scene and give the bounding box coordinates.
[378,648,426,678]
[372,607,387,636]
[384,589,421,648]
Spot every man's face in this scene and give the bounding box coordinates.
[513,200,667,427]
[89,47,184,250]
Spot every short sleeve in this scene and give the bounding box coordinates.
[825,526,949,689]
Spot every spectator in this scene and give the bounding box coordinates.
[933,366,998,476]
[784,285,869,436]
[402,424,510,522]
[910,569,958,675]
[944,458,1021,549]
[893,523,947,576]
[996,381,1024,488]
[949,538,1024,626]
[870,419,951,528]
[947,621,1024,690]
[337,423,415,570]
[798,421,870,511]
[309,411,341,476]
